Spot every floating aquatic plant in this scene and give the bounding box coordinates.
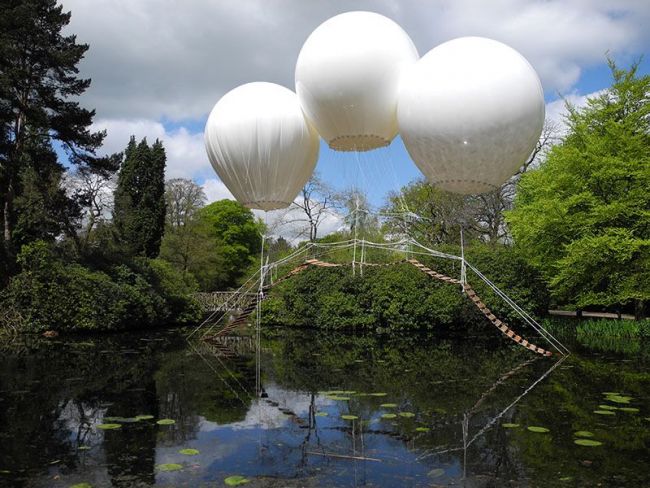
[341,415,358,420]
[381,413,397,419]
[369,392,387,397]
[415,427,430,432]
[618,407,639,413]
[605,395,632,404]
[157,463,182,472]
[135,415,154,421]
[224,475,250,486]
[502,423,519,428]
[179,448,199,455]
[399,412,415,418]
[96,423,121,430]
[593,410,615,415]
[69,483,92,488]
[428,468,445,478]
[598,405,617,410]
[156,419,176,425]
[527,426,549,433]
[574,431,594,437]
[77,446,91,451]
[326,396,350,401]
[602,392,620,396]
[574,439,603,447]
[315,412,328,417]
[380,403,397,408]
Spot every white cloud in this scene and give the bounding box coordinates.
[202,178,234,203]
[545,89,606,134]
[92,118,213,180]
[61,0,650,121]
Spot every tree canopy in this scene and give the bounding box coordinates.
[508,61,650,317]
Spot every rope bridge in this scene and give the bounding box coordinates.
[192,246,567,357]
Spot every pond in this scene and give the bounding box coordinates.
[0,328,648,487]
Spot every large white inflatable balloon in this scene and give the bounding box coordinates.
[295,11,418,152]
[398,37,545,194]
[204,82,319,211]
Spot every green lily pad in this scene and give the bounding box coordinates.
[326,390,346,395]
[157,463,182,472]
[369,392,387,397]
[96,423,121,430]
[326,396,350,401]
[77,446,92,451]
[156,419,176,425]
[224,475,250,486]
[594,410,616,415]
[315,412,328,417]
[559,477,573,482]
[399,412,415,418]
[341,415,358,420]
[342,390,356,394]
[70,483,93,488]
[618,407,640,413]
[527,426,549,433]
[381,413,397,419]
[605,395,632,404]
[415,427,430,432]
[380,403,398,408]
[574,431,594,437]
[574,439,603,447]
[428,468,445,478]
[0,470,10,474]
[598,405,618,410]
[502,423,520,428]
[135,415,155,421]
[179,448,199,455]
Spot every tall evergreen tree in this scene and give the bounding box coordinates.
[113,137,166,258]
[0,0,120,275]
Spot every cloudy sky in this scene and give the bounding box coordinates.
[60,0,649,210]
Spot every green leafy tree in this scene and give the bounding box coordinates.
[0,0,120,275]
[508,61,650,318]
[113,137,167,258]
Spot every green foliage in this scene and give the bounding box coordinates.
[113,137,167,258]
[0,241,200,333]
[262,243,547,332]
[508,61,650,315]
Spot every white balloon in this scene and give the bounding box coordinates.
[295,11,418,152]
[398,37,545,194]
[204,82,319,211]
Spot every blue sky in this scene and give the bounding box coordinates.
[59,0,650,213]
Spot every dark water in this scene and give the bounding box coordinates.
[0,328,648,487]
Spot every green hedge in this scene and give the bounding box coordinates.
[261,243,549,333]
[0,241,201,333]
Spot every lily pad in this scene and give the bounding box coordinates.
[325,390,346,395]
[341,415,358,420]
[502,423,520,428]
[70,483,93,488]
[156,419,176,425]
[598,405,618,410]
[157,463,182,472]
[381,413,397,419]
[605,395,632,404]
[574,439,603,447]
[96,423,121,430]
[326,396,350,401]
[428,468,445,478]
[342,390,356,394]
[77,446,92,451]
[380,403,398,408]
[179,448,199,455]
[527,426,549,433]
[369,392,387,397]
[559,477,573,482]
[415,427,430,432]
[135,415,155,421]
[315,412,328,417]
[574,431,594,437]
[224,475,250,486]
[618,407,640,413]
[399,412,415,418]
[594,410,616,415]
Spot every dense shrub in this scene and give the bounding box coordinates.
[261,242,549,333]
[0,241,201,333]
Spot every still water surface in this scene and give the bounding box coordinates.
[0,329,648,487]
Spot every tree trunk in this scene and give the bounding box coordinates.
[634,300,646,320]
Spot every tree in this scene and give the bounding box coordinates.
[194,200,263,290]
[0,0,119,273]
[341,187,378,237]
[159,178,207,275]
[113,137,166,258]
[287,173,337,242]
[507,61,650,318]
